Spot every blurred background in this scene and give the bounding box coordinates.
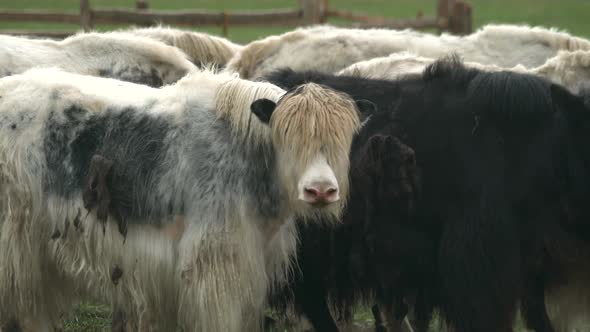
[0,0,588,43]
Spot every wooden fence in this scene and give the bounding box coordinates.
[0,0,472,39]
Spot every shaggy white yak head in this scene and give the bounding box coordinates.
[250,83,375,221]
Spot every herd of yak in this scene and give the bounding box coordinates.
[1,22,590,332]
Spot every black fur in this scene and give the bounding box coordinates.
[265,56,590,332]
[354,99,377,117]
[250,98,276,123]
[44,105,173,223]
[98,66,164,88]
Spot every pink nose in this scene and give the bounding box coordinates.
[303,184,339,204]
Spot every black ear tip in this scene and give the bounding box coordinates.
[251,98,277,124]
[251,98,276,109]
[355,99,377,115]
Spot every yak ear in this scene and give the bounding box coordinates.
[355,99,377,115]
[355,99,377,125]
[251,98,277,124]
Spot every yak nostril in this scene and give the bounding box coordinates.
[305,187,319,197]
[325,188,338,196]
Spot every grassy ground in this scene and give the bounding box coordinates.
[1,0,587,330]
[62,304,111,332]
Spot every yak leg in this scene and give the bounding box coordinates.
[299,291,339,332]
[439,210,519,332]
[372,304,387,332]
[521,276,556,332]
[1,319,21,332]
[410,291,433,332]
[19,314,54,332]
[111,309,131,332]
[380,299,408,332]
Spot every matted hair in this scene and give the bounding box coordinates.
[271,83,361,167]
[215,79,361,220]
[271,83,362,219]
[128,26,243,66]
[214,77,284,145]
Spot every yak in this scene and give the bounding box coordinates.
[226,24,590,80]
[0,32,197,87]
[0,67,369,332]
[338,49,590,95]
[263,56,590,332]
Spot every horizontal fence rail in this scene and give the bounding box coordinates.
[0,0,472,39]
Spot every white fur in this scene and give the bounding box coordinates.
[297,154,339,203]
[533,50,590,94]
[125,26,243,67]
[226,24,590,79]
[337,51,440,79]
[0,68,321,331]
[0,31,197,84]
[338,49,590,94]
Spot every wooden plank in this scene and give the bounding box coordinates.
[0,10,80,24]
[326,9,380,23]
[90,8,301,27]
[353,17,447,30]
[327,10,446,30]
[0,30,77,39]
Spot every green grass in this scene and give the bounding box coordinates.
[62,303,111,332]
[0,0,585,330]
[0,0,588,42]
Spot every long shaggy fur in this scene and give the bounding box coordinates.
[0,67,360,331]
[270,84,361,220]
[226,23,590,79]
[337,51,521,79]
[264,58,590,332]
[0,31,197,87]
[338,49,590,95]
[127,26,243,67]
[534,50,590,94]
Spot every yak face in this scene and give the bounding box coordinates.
[353,134,420,222]
[250,83,371,221]
[296,154,339,205]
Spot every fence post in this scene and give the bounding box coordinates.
[135,0,151,27]
[451,1,472,35]
[436,0,448,33]
[136,0,149,11]
[463,2,473,34]
[222,12,229,37]
[80,0,92,32]
[299,0,325,25]
[320,0,329,23]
